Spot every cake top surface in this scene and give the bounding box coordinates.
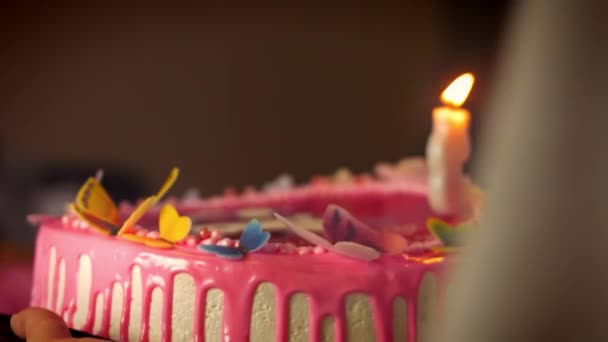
[30,162,480,263]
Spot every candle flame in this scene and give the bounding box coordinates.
[440,73,474,107]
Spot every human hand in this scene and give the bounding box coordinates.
[10,308,106,342]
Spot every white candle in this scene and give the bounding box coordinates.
[426,73,474,215]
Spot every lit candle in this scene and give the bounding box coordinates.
[426,73,474,215]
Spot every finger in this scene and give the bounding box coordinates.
[11,307,71,342]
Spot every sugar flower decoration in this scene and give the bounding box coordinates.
[198,219,270,259]
[70,168,179,236]
[274,212,381,261]
[427,218,475,253]
[120,204,192,248]
[323,204,408,255]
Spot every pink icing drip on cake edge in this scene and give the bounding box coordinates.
[31,223,449,342]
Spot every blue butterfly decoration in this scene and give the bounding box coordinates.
[198,219,270,259]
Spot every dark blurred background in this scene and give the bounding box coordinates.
[0,2,510,252]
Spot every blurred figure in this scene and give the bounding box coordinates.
[439,1,608,341]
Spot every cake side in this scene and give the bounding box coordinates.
[31,221,447,342]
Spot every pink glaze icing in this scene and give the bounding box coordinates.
[130,181,458,235]
[31,221,448,342]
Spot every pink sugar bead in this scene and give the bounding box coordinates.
[135,230,146,237]
[217,238,234,247]
[261,243,277,253]
[146,231,160,239]
[297,246,312,255]
[185,236,197,247]
[313,246,326,254]
[201,238,217,245]
[78,220,88,230]
[198,227,211,240]
[279,243,297,254]
[61,216,69,225]
[210,230,224,239]
[283,242,296,250]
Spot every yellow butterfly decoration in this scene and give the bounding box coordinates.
[120,203,192,248]
[70,168,179,236]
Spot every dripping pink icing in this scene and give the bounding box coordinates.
[32,222,448,342]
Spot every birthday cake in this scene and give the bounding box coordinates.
[29,74,479,342]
